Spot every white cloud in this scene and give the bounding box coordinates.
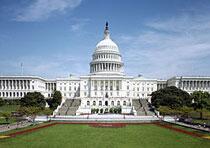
[70,18,90,32]
[15,0,82,22]
[119,13,210,79]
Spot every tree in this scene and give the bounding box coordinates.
[18,106,42,123]
[0,112,11,123]
[158,106,173,116]
[0,98,5,106]
[151,86,191,109]
[48,91,62,110]
[20,92,45,108]
[191,91,210,119]
[179,106,194,118]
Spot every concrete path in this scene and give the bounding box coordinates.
[0,121,32,133]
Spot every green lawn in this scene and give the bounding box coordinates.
[0,124,210,148]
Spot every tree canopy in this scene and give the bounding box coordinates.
[0,98,5,106]
[20,92,45,109]
[48,91,62,110]
[191,91,210,119]
[151,86,191,109]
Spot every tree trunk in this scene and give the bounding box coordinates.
[200,111,203,119]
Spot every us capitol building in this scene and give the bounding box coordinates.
[0,23,210,115]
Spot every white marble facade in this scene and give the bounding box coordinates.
[167,76,210,94]
[0,23,210,112]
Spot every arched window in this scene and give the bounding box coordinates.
[111,101,114,106]
[99,101,102,106]
[87,101,90,106]
[6,92,8,97]
[3,92,5,97]
[117,101,120,106]
[0,92,1,97]
[13,92,16,97]
[123,101,126,106]
[10,92,12,97]
[93,101,96,106]
[17,92,19,97]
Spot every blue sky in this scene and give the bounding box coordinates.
[1,0,210,79]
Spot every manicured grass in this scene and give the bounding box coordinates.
[1,124,210,148]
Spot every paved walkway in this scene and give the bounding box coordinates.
[35,114,160,123]
[0,121,32,133]
[165,121,210,132]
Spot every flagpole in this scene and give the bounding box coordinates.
[21,63,23,75]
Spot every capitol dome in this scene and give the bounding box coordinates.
[90,22,124,75]
[95,37,119,53]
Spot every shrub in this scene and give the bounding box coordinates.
[96,108,99,113]
[91,108,96,114]
[105,108,108,113]
[100,108,103,114]
[109,108,114,113]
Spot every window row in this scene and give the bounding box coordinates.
[127,86,154,92]
[0,92,27,97]
[59,86,78,91]
[86,100,127,106]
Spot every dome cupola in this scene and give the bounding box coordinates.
[90,22,124,75]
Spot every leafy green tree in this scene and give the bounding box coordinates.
[48,91,62,110]
[191,91,210,119]
[20,92,46,109]
[0,112,11,123]
[0,98,5,106]
[151,86,191,109]
[158,106,173,116]
[179,106,194,118]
